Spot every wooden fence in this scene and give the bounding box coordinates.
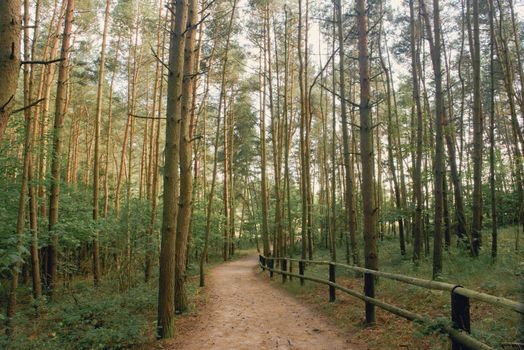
[258,255,524,350]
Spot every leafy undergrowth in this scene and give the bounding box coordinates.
[267,226,523,349]
[0,249,253,350]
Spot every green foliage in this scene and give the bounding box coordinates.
[413,316,450,340]
[0,179,28,277]
[0,278,155,350]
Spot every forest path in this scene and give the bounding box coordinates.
[169,254,361,350]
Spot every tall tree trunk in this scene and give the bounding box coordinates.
[298,0,308,261]
[305,0,313,261]
[223,89,230,261]
[420,0,444,278]
[228,93,236,257]
[336,0,359,266]
[378,10,405,255]
[38,0,66,217]
[103,38,120,217]
[46,0,75,298]
[27,0,42,304]
[331,8,338,262]
[199,83,220,287]
[283,9,293,256]
[114,45,133,215]
[175,0,198,312]
[469,0,483,256]
[145,2,165,282]
[266,5,282,261]
[6,1,33,328]
[488,0,497,259]
[92,0,111,287]
[157,0,188,339]
[410,0,424,263]
[357,0,378,325]
[495,0,524,236]
[260,25,271,257]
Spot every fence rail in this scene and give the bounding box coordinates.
[258,255,524,350]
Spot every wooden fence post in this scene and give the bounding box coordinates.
[289,260,293,281]
[269,258,274,278]
[451,286,471,350]
[261,255,266,271]
[299,260,305,286]
[282,258,287,283]
[329,262,336,302]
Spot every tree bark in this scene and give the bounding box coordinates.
[175,0,198,312]
[0,0,22,141]
[157,0,188,339]
[357,0,378,325]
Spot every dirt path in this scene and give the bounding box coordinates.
[169,254,361,350]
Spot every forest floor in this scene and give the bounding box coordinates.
[164,254,364,350]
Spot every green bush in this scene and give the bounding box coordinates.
[0,280,155,350]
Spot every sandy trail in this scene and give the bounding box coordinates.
[170,254,360,350]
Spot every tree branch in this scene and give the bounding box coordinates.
[21,58,63,65]
[12,98,45,114]
[130,113,166,120]
[150,45,171,74]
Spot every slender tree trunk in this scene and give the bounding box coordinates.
[495,0,524,236]
[260,23,271,257]
[27,0,42,304]
[103,39,120,217]
[410,0,424,263]
[304,0,313,261]
[228,93,236,257]
[331,8,338,262]
[420,0,444,278]
[283,9,293,256]
[46,0,75,298]
[357,0,378,325]
[145,2,165,282]
[336,0,359,266]
[223,89,230,261]
[199,93,220,287]
[378,13,405,255]
[298,0,308,261]
[174,0,198,312]
[469,0,483,256]
[266,6,283,261]
[6,1,33,328]
[92,0,110,287]
[115,50,133,215]
[488,0,497,259]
